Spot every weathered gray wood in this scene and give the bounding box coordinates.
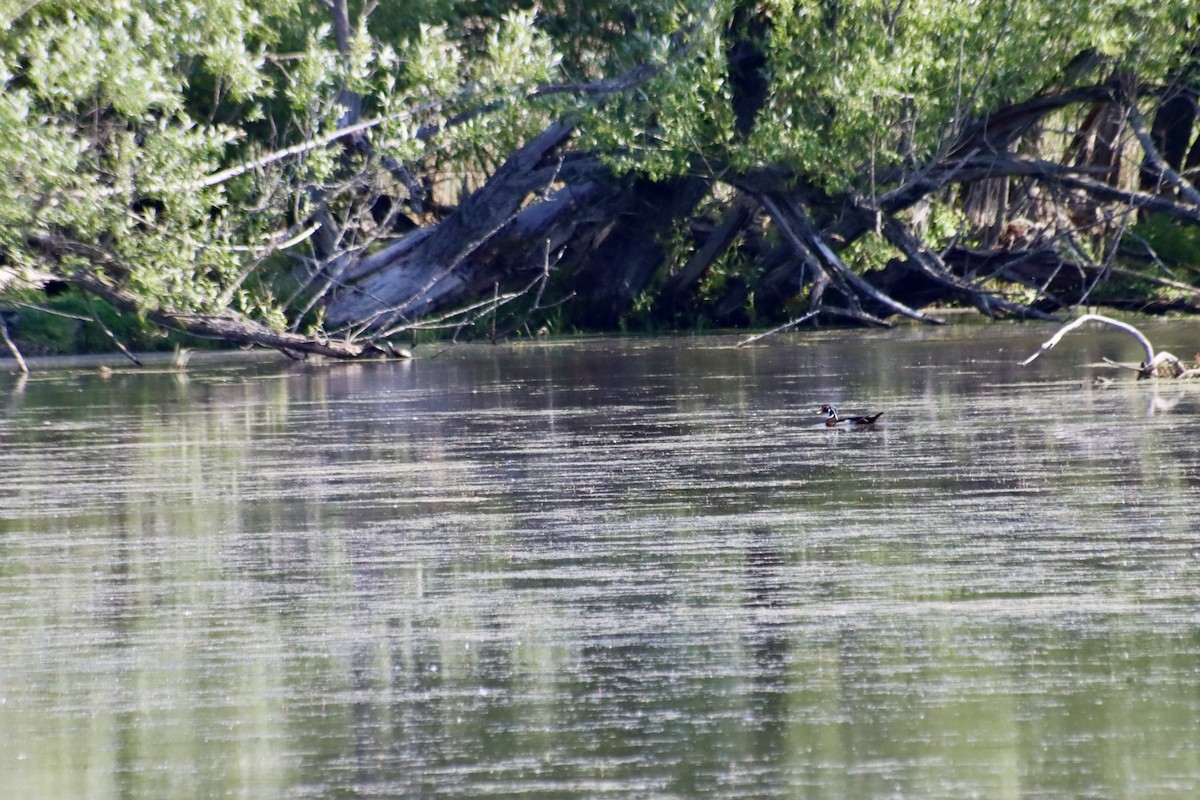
[0,315,28,374]
[759,193,944,324]
[871,209,1057,320]
[1020,313,1186,378]
[324,122,576,331]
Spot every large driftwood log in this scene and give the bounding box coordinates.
[1,266,61,293]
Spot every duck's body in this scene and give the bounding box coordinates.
[820,404,882,427]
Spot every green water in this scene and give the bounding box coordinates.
[2,323,1199,798]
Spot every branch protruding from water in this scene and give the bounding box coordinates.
[1020,313,1187,378]
[0,315,29,374]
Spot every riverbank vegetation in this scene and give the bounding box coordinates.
[3,0,1200,364]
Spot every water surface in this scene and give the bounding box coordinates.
[2,322,1199,798]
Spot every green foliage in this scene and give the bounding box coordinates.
[1132,213,1200,274]
[0,0,297,321]
[921,202,970,251]
[583,0,1200,194]
[3,289,184,355]
[0,0,568,336]
[843,231,899,274]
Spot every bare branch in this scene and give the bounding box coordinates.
[1102,353,1186,377]
[22,234,393,359]
[1020,313,1154,366]
[84,296,143,367]
[218,221,322,309]
[759,193,944,324]
[0,315,29,374]
[173,53,683,195]
[735,310,820,347]
[872,208,1057,320]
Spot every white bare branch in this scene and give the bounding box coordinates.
[1020,313,1155,366]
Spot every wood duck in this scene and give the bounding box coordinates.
[820,404,883,427]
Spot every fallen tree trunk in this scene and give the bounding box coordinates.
[758,193,942,325]
[323,122,578,333]
[244,79,1200,346]
[324,127,716,335]
[662,195,757,301]
[20,232,401,359]
[71,271,400,359]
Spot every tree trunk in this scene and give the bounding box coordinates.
[323,123,577,332]
[564,175,712,329]
[725,3,771,136]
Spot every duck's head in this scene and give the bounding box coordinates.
[819,404,838,419]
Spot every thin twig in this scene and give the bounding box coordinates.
[85,297,143,366]
[735,310,820,347]
[88,315,143,366]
